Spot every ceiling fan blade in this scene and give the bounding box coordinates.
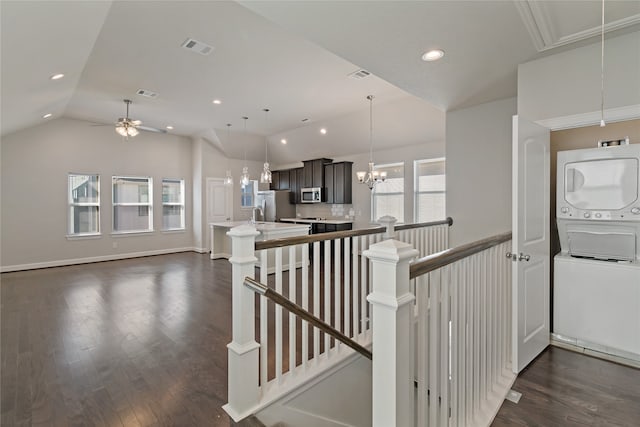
[136,125,167,134]
[131,120,142,125]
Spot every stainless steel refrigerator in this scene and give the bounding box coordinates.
[255,190,295,222]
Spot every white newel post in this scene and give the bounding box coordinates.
[377,215,397,239]
[364,239,418,427]
[223,224,260,421]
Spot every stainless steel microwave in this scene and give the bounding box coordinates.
[301,187,322,203]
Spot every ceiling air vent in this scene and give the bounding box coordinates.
[137,89,158,98]
[181,38,214,56]
[348,69,371,80]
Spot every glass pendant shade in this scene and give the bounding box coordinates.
[224,170,233,186]
[260,162,272,184]
[240,166,250,188]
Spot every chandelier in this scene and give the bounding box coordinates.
[356,95,386,190]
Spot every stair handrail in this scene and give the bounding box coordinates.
[409,230,512,279]
[243,276,373,360]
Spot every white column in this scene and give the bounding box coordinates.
[365,239,418,427]
[377,215,397,239]
[223,224,260,421]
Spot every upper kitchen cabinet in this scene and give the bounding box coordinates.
[303,158,333,190]
[289,167,303,204]
[269,169,290,191]
[324,161,353,204]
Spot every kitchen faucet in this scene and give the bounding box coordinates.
[251,206,263,224]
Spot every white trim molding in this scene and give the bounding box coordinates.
[536,104,640,131]
[514,0,640,52]
[1,247,200,273]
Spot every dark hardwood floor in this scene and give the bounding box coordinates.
[493,346,640,426]
[1,253,260,427]
[3,253,639,426]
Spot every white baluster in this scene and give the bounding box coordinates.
[334,238,341,346]
[303,243,310,368]
[352,237,359,337]
[324,240,331,353]
[313,241,320,360]
[275,248,283,383]
[344,237,351,338]
[289,245,296,375]
[260,250,268,387]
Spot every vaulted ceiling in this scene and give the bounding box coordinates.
[2,1,638,164]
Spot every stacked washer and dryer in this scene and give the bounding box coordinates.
[554,142,640,362]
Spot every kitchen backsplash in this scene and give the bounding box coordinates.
[296,204,354,220]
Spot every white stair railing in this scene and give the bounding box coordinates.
[224,218,452,421]
[366,232,515,427]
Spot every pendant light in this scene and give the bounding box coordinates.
[240,116,251,188]
[356,95,386,190]
[260,108,272,184]
[599,0,606,127]
[224,123,233,186]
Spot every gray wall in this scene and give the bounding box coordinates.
[1,118,193,270]
[518,31,640,123]
[446,97,516,246]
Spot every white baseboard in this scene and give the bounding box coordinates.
[1,247,200,273]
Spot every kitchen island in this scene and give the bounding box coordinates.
[209,221,311,272]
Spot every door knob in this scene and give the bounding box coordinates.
[518,253,531,262]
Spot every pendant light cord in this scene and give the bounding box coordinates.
[263,109,270,163]
[243,116,248,163]
[600,0,606,127]
[368,95,374,163]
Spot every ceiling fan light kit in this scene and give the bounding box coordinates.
[113,99,166,139]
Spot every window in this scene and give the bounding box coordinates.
[372,162,404,223]
[414,158,446,222]
[68,174,100,235]
[162,178,185,230]
[240,180,257,208]
[112,176,153,233]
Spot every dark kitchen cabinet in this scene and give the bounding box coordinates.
[278,169,289,190]
[324,161,353,204]
[289,167,303,204]
[303,158,332,190]
[269,169,291,191]
[269,171,280,190]
[324,164,334,203]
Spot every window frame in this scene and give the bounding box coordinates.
[162,178,186,231]
[240,179,258,209]
[371,162,405,223]
[67,173,101,237]
[413,157,446,223]
[111,175,153,234]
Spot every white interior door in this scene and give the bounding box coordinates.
[206,178,232,249]
[512,115,550,373]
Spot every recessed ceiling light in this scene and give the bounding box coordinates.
[212,99,222,105]
[50,73,64,80]
[43,113,53,119]
[320,128,327,135]
[422,49,445,62]
[166,125,174,130]
[281,139,287,144]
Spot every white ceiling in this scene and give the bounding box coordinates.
[2,1,638,164]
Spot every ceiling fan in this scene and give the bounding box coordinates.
[114,99,166,139]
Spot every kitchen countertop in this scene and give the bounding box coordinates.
[280,217,353,225]
[210,221,310,231]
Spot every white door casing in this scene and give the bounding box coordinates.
[206,178,232,248]
[512,115,550,373]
